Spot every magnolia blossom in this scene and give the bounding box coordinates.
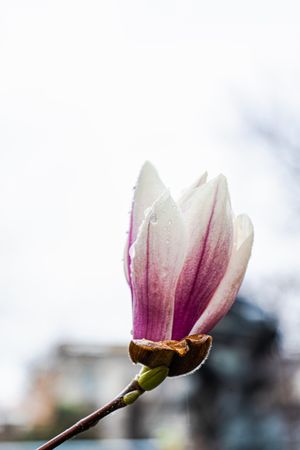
[125,162,254,343]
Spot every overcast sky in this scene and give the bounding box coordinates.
[1,0,300,408]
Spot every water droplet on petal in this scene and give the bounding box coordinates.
[129,246,136,259]
[150,213,158,224]
[161,267,169,279]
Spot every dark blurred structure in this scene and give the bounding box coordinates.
[189,297,287,450]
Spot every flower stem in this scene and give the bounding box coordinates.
[36,378,144,450]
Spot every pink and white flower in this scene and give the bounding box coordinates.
[125,162,254,343]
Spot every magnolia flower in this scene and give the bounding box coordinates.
[35,164,254,449]
[125,162,253,370]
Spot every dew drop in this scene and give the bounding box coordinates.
[161,268,168,279]
[129,246,135,259]
[150,213,158,224]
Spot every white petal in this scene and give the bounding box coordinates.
[190,214,254,334]
[130,191,187,341]
[131,161,167,244]
[124,161,166,284]
[180,174,231,228]
[178,171,208,212]
[172,175,234,339]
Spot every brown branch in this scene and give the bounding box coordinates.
[36,378,143,450]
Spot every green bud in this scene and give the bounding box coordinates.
[138,365,169,391]
[123,390,141,405]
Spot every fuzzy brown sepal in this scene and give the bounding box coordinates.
[129,334,212,377]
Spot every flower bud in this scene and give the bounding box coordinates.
[123,390,142,405]
[125,163,253,343]
[137,365,169,391]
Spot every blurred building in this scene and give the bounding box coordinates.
[19,342,190,443]
[21,343,137,439]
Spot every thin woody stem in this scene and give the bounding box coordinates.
[36,378,144,450]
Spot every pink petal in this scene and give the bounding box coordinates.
[190,214,254,334]
[172,175,234,340]
[178,171,208,212]
[131,191,187,341]
[124,162,166,285]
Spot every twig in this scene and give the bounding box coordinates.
[36,378,144,450]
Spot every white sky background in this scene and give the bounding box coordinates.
[1,0,300,408]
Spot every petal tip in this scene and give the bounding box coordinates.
[139,160,158,178]
[235,214,254,249]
